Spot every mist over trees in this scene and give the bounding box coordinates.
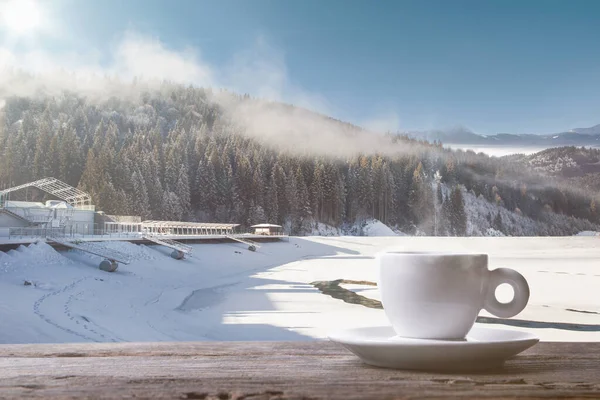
[0,82,598,235]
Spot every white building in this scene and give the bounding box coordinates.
[250,223,284,236]
[2,200,94,229]
[0,178,96,238]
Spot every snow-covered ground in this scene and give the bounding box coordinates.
[576,231,600,237]
[361,219,399,236]
[1,236,599,344]
[445,145,551,157]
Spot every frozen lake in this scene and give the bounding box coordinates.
[445,144,600,157]
[0,236,598,344]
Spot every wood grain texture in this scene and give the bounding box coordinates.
[1,341,599,399]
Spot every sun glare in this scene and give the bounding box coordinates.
[1,0,42,35]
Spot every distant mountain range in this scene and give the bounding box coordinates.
[403,124,600,147]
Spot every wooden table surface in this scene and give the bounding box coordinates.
[1,341,599,399]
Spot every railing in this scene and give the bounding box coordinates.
[46,236,132,264]
[7,227,67,239]
[1,223,289,241]
[142,234,193,254]
[2,206,77,228]
[4,226,143,240]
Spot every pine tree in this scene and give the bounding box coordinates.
[47,134,61,179]
[335,172,347,225]
[131,169,151,220]
[449,186,467,236]
[252,167,266,211]
[356,156,373,218]
[435,182,444,236]
[33,117,53,178]
[144,154,165,219]
[162,191,182,221]
[164,147,181,192]
[421,184,435,235]
[440,195,451,236]
[248,202,266,225]
[59,127,83,186]
[296,166,311,225]
[409,162,434,234]
[176,164,191,220]
[371,157,384,220]
[344,162,358,221]
[273,163,287,222]
[311,163,325,221]
[493,212,503,232]
[267,171,279,223]
[380,162,394,224]
[222,163,237,222]
[195,159,218,218]
[79,150,102,205]
[285,170,299,225]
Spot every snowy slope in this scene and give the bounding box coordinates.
[576,231,600,236]
[338,218,404,237]
[1,238,377,343]
[361,219,398,236]
[310,222,341,236]
[1,237,599,344]
[459,185,600,236]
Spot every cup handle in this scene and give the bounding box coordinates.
[483,268,530,318]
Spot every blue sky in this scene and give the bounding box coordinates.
[2,0,599,134]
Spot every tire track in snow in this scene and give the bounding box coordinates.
[33,277,98,342]
[66,290,126,342]
[142,284,192,341]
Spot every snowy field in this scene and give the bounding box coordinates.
[1,236,599,344]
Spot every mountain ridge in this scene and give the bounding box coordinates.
[403,124,600,147]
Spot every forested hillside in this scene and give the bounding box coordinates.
[511,146,600,177]
[1,82,598,235]
[507,146,600,205]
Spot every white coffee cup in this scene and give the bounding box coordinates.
[377,252,530,340]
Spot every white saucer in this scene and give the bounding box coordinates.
[328,325,539,372]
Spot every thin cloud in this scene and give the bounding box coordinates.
[0,30,213,99]
[223,34,331,113]
[112,31,214,85]
[362,111,402,134]
[0,30,420,158]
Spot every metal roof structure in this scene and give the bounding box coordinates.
[142,221,240,229]
[141,220,240,236]
[251,224,282,228]
[3,201,46,208]
[0,178,92,209]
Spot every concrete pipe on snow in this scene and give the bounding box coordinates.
[99,260,118,272]
[171,250,185,260]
